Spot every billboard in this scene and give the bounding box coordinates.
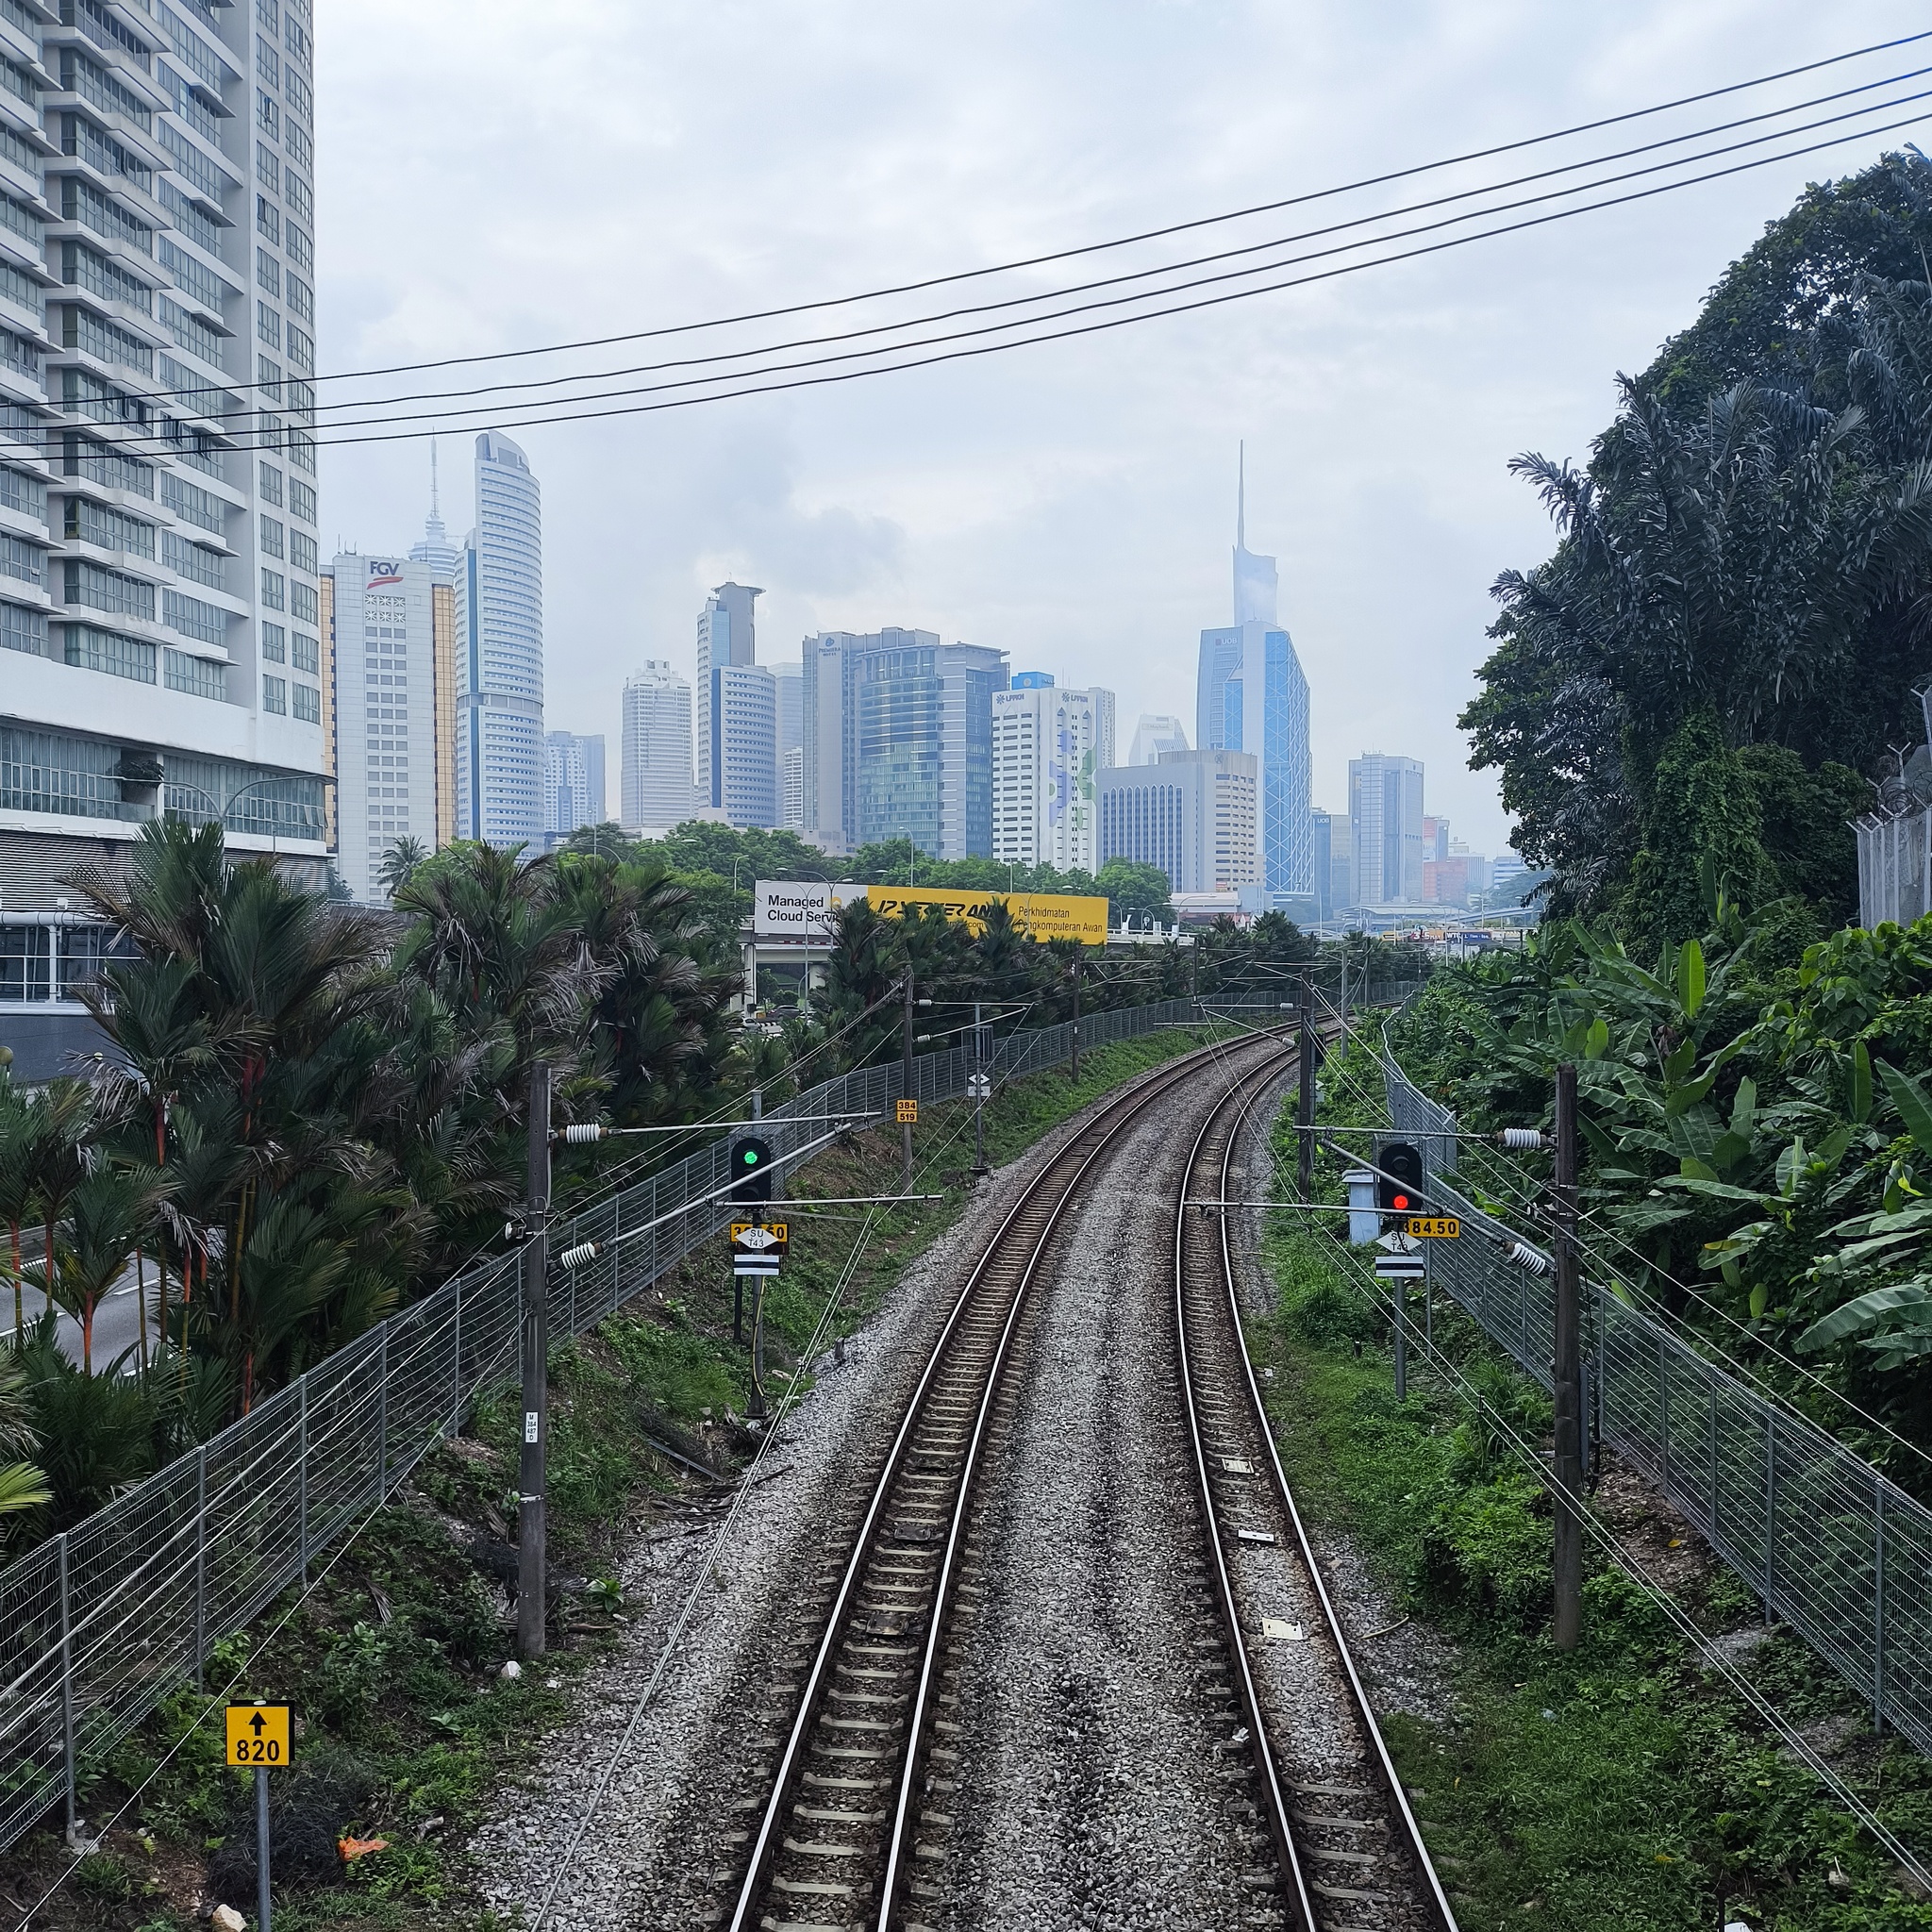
[867,884,1108,945]
[753,879,864,939]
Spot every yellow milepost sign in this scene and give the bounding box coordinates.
[895,1098,919,1124]
[1406,1216,1461,1240]
[226,1703,291,1768]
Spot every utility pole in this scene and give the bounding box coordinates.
[1296,974,1316,1202]
[748,1087,766,1419]
[517,1059,551,1660]
[1552,1060,1583,1651]
[973,999,988,1177]
[901,970,915,1191]
[1070,952,1082,1084]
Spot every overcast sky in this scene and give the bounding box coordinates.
[313,0,1931,852]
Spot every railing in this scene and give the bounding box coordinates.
[1381,1042,1932,1757]
[0,991,1324,1853]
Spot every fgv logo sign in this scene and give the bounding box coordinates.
[368,562,403,587]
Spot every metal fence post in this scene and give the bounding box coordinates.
[452,1277,463,1436]
[193,1445,208,1691]
[1875,1478,1889,1732]
[1763,1408,1777,1621]
[376,1326,389,1504]
[1707,1378,1720,1544]
[1658,1332,1673,1491]
[298,1380,309,1587]
[57,1532,75,1844]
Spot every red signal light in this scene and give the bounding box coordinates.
[1393,1193,1410,1211]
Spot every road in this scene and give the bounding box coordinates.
[1,1248,158,1371]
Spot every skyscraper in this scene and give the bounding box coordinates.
[1129,714,1190,766]
[1099,749,1258,894]
[772,658,802,826]
[695,581,776,827]
[0,0,329,904]
[1348,753,1425,905]
[453,432,544,848]
[1194,451,1312,902]
[620,661,695,831]
[545,731,605,841]
[329,553,445,904]
[991,683,1106,873]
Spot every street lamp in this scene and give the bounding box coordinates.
[164,774,331,854]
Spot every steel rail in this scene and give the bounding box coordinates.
[1175,1042,1460,1931]
[724,1026,1291,1932]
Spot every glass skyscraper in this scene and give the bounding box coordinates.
[1194,456,1312,902]
[453,431,543,848]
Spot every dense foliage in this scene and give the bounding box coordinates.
[1463,151,1932,951]
[1392,897,1932,1484]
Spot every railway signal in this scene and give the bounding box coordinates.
[1376,1141,1427,1221]
[729,1135,775,1203]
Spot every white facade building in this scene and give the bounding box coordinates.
[1348,753,1425,906]
[696,581,775,827]
[991,683,1105,873]
[1129,713,1189,766]
[620,660,695,832]
[0,0,328,908]
[544,730,604,841]
[1098,748,1258,893]
[331,553,438,904]
[453,431,543,849]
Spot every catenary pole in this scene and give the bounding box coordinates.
[1553,1060,1583,1650]
[1296,974,1316,1202]
[901,970,915,1190]
[518,1059,552,1659]
[1071,952,1082,1084]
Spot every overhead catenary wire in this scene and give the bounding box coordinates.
[84,87,1932,455]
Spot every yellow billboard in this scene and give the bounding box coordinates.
[866,884,1109,945]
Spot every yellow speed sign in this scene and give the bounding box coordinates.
[225,1703,291,1768]
[1405,1216,1460,1240]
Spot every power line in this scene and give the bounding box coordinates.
[194,27,1932,400]
[85,103,1932,458]
[212,60,1932,426]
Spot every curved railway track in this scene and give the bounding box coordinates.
[721,1021,1455,1932]
[1174,1059,1459,1932]
[724,1028,1292,1932]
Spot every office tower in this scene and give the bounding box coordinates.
[1194,455,1312,901]
[1348,753,1425,905]
[1093,687,1116,771]
[695,580,775,826]
[1422,814,1450,864]
[1311,808,1332,919]
[329,553,443,904]
[452,432,544,848]
[1098,748,1258,893]
[802,627,1008,856]
[772,658,802,824]
[544,731,604,841]
[1319,809,1353,915]
[1128,714,1189,766]
[620,660,696,831]
[991,684,1106,873]
[0,0,328,908]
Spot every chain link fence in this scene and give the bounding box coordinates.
[1382,1048,1932,1756]
[0,990,1330,1854]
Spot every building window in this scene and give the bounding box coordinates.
[291,580,317,624]
[256,142,279,192]
[286,324,311,375]
[260,567,285,609]
[260,620,285,662]
[287,275,311,325]
[255,194,281,245]
[291,630,317,673]
[256,36,280,87]
[164,590,225,645]
[257,0,278,28]
[258,461,283,506]
[256,248,281,298]
[290,530,316,575]
[257,303,280,349]
[64,623,154,683]
[261,673,286,713]
[258,516,284,558]
[285,169,311,225]
[289,477,315,524]
[257,91,278,139]
[286,222,310,273]
[291,682,319,722]
[164,650,226,701]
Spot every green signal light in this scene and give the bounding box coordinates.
[742,1149,758,1165]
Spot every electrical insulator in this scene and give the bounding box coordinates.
[559,1123,604,1144]
[1500,1127,1551,1151]
[558,1241,602,1271]
[1507,1241,1552,1275]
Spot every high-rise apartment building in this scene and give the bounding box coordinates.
[991,683,1105,873]
[1098,748,1257,894]
[803,628,1008,857]
[453,431,543,848]
[772,658,802,826]
[1194,458,1312,903]
[1128,714,1189,766]
[695,580,775,827]
[620,660,695,832]
[1348,753,1425,905]
[328,552,458,903]
[544,730,604,841]
[0,0,328,908]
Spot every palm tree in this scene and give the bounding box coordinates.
[376,836,429,900]
[0,1352,48,1524]
[34,1164,163,1374]
[0,1079,42,1345]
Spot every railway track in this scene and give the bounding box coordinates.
[724,1027,1291,1932]
[1174,1058,1458,1932]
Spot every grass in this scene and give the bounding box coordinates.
[0,1020,1243,1931]
[1251,1036,1932,1931]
